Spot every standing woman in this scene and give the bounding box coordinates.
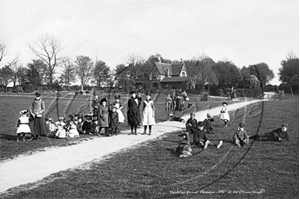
[220,102,230,127]
[98,98,110,136]
[142,93,156,135]
[127,91,140,135]
[136,92,142,125]
[29,92,47,140]
[91,93,100,119]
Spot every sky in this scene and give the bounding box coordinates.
[0,0,299,85]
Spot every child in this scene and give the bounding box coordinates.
[189,121,211,149]
[141,93,156,135]
[220,102,230,127]
[82,115,93,134]
[67,120,80,138]
[250,124,289,142]
[74,114,83,134]
[233,123,249,147]
[16,110,31,142]
[55,122,67,139]
[45,118,51,137]
[48,118,57,137]
[98,98,109,136]
[109,106,119,136]
[203,113,214,134]
[112,95,125,123]
[165,94,172,112]
[186,112,198,133]
[92,117,99,136]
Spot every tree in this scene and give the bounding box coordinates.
[16,67,28,86]
[75,55,94,87]
[0,65,13,92]
[29,35,62,85]
[0,41,7,63]
[7,56,20,88]
[244,74,260,89]
[93,60,110,88]
[279,52,299,94]
[59,57,76,89]
[27,59,47,89]
[248,63,274,85]
[213,60,242,89]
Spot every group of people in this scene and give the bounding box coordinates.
[175,101,290,158]
[165,90,191,112]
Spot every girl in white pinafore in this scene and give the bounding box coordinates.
[113,95,125,123]
[16,110,31,141]
[142,93,156,135]
[220,102,230,127]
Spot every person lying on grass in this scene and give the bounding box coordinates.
[174,139,192,158]
[249,124,289,142]
[168,113,185,123]
[233,123,249,147]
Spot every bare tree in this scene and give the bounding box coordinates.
[0,41,7,63]
[60,56,76,89]
[7,56,20,88]
[75,55,94,88]
[29,35,62,85]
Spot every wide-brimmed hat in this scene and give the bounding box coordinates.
[20,110,29,115]
[130,90,136,94]
[114,95,120,99]
[145,92,151,96]
[58,117,64,121]
[35,92,41,97]
[222,102,228,105]
[281,124,288,128]
[100,98,107,104]
[239,123,245,128]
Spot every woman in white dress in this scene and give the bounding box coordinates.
[142,93,156,135]
[220,102,230,127]
[113,95,125,123]
[16,110,31,141]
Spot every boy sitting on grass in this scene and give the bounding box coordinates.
[250,124,289,142]
[233,123,249,147]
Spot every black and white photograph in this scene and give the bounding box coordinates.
[0,0,298,198]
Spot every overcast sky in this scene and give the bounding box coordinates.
[1,0,298,85]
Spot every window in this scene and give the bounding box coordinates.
[181,71,186,77]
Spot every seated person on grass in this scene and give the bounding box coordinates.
[174,139,192,158]
[233,123,249,147]
[168,113,185,123]
[249,124,289,142]
[203,113,214,134]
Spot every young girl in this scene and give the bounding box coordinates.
[220,102,230,127]
[67,120,80,138]
[98,98,109,136]
[112,95,125,123]
[141,93,156,135]
[55,117,67,139]
[109,106,119,136]
[16,110,31,141]
[165,94,172,112]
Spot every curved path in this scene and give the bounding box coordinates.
[0,99,263,194]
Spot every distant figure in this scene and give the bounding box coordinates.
[203,113,214,134]
[165,94,172,112]
[168,113,185,123]
[98,98,109,136]
[220,102,230,127]
[91,93,100,119]
[112,95,125,123]
[82,115,93,135]
[109,106,119,136]
[250,124,289,142]
[16,110,31,142]
[233,123,249,147]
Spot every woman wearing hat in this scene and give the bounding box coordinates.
[28,92,47,140]
[220,102,230,127]
[16,110,31,141]
[141,93,156,135]
[127,91,140,135]
[98,98,109,136]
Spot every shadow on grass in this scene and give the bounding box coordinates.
[0,134,18,140]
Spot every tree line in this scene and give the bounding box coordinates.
[0,35,298,93]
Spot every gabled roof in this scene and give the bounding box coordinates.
[153,62,186,76]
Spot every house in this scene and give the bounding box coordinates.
[116,61,190,90]
[148,61,189,89]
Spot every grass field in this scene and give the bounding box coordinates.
[0,92,225,161]
[0,92,298,198]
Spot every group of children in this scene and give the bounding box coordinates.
[175,101,290,157]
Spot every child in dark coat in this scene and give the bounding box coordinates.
[109,106,119,136]
[82,115,93,134]
[203,113,214,134]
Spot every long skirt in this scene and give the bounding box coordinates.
[127,108,140,126]
[220,112,230,121]
[29,117,47,136]
[117,109,125,123]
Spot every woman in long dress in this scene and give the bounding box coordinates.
[142,93,156,135]
[29,92,47,140]
[98,98,109,136]
[127,91,140,135]
[220,102,230,127]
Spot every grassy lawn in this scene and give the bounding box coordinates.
[2,95,298,198]
[0,92,224,161]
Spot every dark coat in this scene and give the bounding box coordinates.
[82,121,93,133]
[98,105,109,127]
[186,118,198,132]
[92,98,100,116]
[203,117,214,133]
[127,97,140,126]
[109,111,119,128]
